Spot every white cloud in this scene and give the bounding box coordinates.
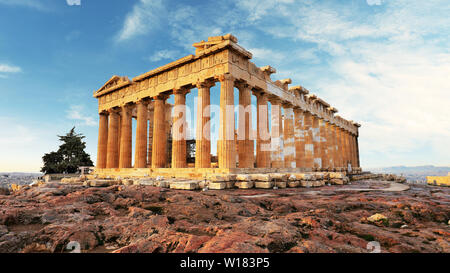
[0,64,21,73]
[67,105,97,127]
[232,0,450,167]
[110,0,450,167]
[148,49,180,62]
[0,0,49,11]
[0,63,22,78]
[116,0,164,42]
[66,0,80,6]
[366,0,384,5]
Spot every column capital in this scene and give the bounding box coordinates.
[173,86,190,96]
[153,93,169,101]
[217,73,235,83]
[120,102,133,110]
[196,79,215,89]
[235,80,251,91]
[136,98,150,106]
[268,96,281,105]
[107,107,120,114]
[293,106,306,113]
[282,101,294,109]
[252,90,268,99]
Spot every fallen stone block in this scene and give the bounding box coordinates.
[287,181,300,188]
[138,179,155,186]
[249,174,272,182]
[270,173,288,182]
[122,179,134,186]
[330,178,344,185]
[288,173,311,181]
[329,172,346,179]
[208,182,226,190]
[255,181,274,189]
[235,174,250,181]
[155,181,170,188]
[312,180,324,187]
[207,174,236,182]
[235,181,254,189]
[89,180,116,187]
[312,173,324,180]
[225,182,235,189]
[170,181,199,190]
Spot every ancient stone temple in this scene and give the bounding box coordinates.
[93,34,361,179]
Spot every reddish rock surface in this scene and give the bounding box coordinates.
[0,180,448,253]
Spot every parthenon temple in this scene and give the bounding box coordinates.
[93,34,361,180]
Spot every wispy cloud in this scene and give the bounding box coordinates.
[232,0,450,166]
[366,0,384,6]
[0,0,49,11]
[67,105,97,127]
[116,0,164,42]
[0,64,21,73]
[148,49,180,62]
[66,0,81,6]
[113,0,449,166]
[0,63,22,78]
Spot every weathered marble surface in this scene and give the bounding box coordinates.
[0,180,448,253]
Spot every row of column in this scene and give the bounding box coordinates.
[97,74,360,170]
[252,94,359,170]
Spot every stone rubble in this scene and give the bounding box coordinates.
[0,178,448,253]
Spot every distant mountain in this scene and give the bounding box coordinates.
[0,172,43,177]
[366,165,450,182]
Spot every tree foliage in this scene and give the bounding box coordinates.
[41,127,93,174]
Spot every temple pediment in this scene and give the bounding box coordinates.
[94,75,132,98]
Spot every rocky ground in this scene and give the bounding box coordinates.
[0,180,448,253]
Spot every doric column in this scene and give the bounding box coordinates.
[172,88,189,168]
[303,112,314,169]
[147,106,153,167]
[326,122,335,170]
[237,82,253,168]
[355,136,360,168]
[334,126,341,169]
[106,109,120,168]
[195,81,214,168]
[336,126,345,168]
[294,108,305,168]
[283,104,295,168]
[96,112,108,169]
[343,129,350,168]
[351,134,357,168]
[255,92,270,168]
[312,115,322,169]
[347,131,353,168]
[135,100,148,168]
[117,115,122,158]
[152,95,168,168]
[218,74,236,168]
[119,104,132,168]
[319,118,329,170]
[330,124,339,170]
[339,128,347,168]
[270,99,284,168]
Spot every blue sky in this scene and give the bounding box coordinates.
[0,0,449,172]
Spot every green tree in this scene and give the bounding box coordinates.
[41,127,93,174]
